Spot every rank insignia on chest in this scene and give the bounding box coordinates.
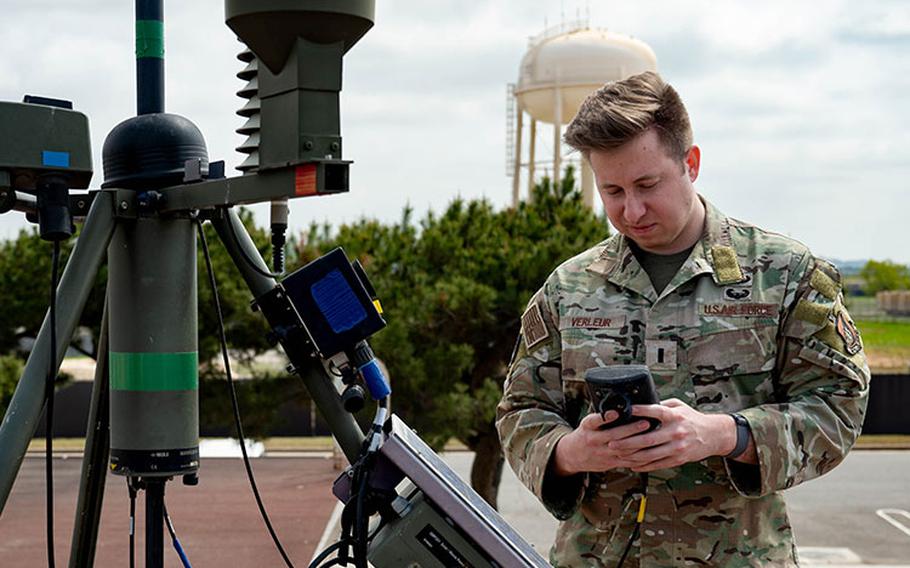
[521,303,549,350]
[646,339,677,370]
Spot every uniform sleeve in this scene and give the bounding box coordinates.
[727,253,870,497]
[495,282,585,520]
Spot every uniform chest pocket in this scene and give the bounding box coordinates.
[686,324,778,412]
[560,327,635,380]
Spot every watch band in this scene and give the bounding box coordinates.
[725,413,750,459]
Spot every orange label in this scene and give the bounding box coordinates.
[295,164,317,196]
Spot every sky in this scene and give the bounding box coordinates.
[1,0,908,263]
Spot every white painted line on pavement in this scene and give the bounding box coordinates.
[877,508,910,538]
[311,500,344,564]
[798,546,861,564]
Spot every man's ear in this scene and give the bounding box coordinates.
[685,145,701,182]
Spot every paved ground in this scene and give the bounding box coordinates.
[0,456,338,567]
[3,450,909,567]
[443,450,910,567]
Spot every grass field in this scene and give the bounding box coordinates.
[855,320,910,372]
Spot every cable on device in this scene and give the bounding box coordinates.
[163,501,193,567]
[220,207,284,278]
[310,399,388,568]
[44,240,62,568]
[195,217,296,568]
[616,472,649,568]
[128,479,137,568]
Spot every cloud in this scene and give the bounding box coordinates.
[0,0,908,262]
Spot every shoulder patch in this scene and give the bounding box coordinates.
[835,312,862,355]
[521,303,549,350]
[814,320,845,353]
[793,299,830,326]
[809,268,839,300]
[711,245,745,284]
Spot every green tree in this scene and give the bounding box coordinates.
[0,354,24,417]
[0,228,106,356]
[860,260,910,295]
[296,165,607,506]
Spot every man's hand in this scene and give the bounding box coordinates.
[551,410,656,476]
[607,398,753,472]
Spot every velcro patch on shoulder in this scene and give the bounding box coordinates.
[521,303,550,350]
[793,299,830,326]
[814,321,845,353]
[711,245,745,284]
[810,268,839,300]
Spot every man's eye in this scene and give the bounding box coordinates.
[640,181,658,189]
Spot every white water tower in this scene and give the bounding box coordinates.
[508,23,657,207]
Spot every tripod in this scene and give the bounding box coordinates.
[0,1,375,565]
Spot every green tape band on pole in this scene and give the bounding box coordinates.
[135,20,164,59]
[110,352,198,391]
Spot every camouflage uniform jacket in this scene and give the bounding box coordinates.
[496,200,870,567]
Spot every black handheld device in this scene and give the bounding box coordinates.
[585,365,661,432]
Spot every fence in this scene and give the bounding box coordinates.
[32,373,910,438]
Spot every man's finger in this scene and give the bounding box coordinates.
[631,453,683,473]
[662,398,686,408]
[608,426,670,452]
[580,410,617,430]
[599,419,653,443]
[630,404,670,420]
[614,442,675,467]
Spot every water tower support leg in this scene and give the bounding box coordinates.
[512,108,523,207]
[528,119,537,200]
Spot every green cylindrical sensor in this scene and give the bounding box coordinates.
[108,217,199,476]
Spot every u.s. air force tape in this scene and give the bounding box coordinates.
[521,303,549,350]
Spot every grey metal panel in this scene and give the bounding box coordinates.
[109,390,197,450]
[370,491,495,568]
[380,415,550,567]
[108,217,197,353]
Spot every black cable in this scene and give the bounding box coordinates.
[307,540,346,568]
[314,558,349,568]
[353,462,371,568]
[196,219,295,568]
[616,523,640,568]
[616,473,649,568]
[128,480,137,568]
[45,240,61,568]
[220,208,283,279]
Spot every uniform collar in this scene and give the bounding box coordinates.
[585,197,747,299]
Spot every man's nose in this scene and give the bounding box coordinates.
[623,194,646,224]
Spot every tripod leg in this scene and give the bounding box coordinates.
[68,295,111,568]
[0,190,116,512]
[210,208,365,462]
[144,479,166,568]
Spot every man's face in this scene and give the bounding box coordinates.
[589,128,704,255]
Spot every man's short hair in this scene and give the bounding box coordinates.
[564,71,692,161]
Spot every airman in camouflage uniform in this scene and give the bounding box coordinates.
[496,72,869,567]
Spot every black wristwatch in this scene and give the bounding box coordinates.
[725,413,751,459]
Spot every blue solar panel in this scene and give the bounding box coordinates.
[311,269,367,333]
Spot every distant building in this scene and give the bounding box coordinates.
[507,20,656,208]
[877,291,910,316]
